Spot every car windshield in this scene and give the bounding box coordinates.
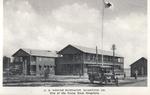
[87,66,113,73]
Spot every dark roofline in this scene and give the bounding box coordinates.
[12,48,30,57]
[58,44,123,57]
[12,48,58,58]
[130,57,147,66]
[57,44,83,54]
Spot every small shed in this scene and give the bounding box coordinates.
[130,57,147,77]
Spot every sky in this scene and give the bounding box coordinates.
[3,0,147,68]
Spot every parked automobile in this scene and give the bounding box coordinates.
[87,65,120,85]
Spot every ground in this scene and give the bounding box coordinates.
[3,75,147,87]
[120,80,147,87]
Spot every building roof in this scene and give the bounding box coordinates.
[130,57,147,66]
[12,48,58,57]
[58,44,123,57]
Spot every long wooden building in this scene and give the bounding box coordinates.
[12,48,58,75]
[56,44,124,75]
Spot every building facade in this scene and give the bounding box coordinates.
[130,57,147,77]
[3,56,11,71]
[56,44,124,75]
[12,48,58,76]
[3,56,11,76]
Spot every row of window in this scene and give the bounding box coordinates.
[14,57,23,62]
[39,65,53,71]
[13,56,52,63]
[14,55,123,63]
[63,54,82,61]
[63,54,123,63]
[84,54,123,62]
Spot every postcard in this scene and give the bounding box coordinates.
[0,0,149,95]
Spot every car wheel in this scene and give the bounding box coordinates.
[90,78,94,84]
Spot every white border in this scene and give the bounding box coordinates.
[0,0,149,95]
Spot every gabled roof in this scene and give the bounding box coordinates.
[130,57,147,66]
[58,44,123,57]
[12,48,58,57]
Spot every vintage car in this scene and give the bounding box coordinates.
[87,64,120,85]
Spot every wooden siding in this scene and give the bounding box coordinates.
[36,57,55,75]
[130,58,147,77]
[12,50,56,75]
[56,53,124,75]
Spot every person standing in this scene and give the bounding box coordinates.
[134,70,138,79]
[44,66,49,81]
[124,72,126,80]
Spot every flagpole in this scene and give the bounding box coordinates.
[97,0,111,65]
[101,0,105,65]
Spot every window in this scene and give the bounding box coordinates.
[73,55,75,61]
[39,65,42,71]
[98,55,101,62]
[74,54,77,60]
[77,54,81,61]
[87,54,90,61]
[64,54,69,59]
[32,56,36,62]
[92,55,95,61]
[31,65,36,71]
[68,54,71,60]
[108,56,111,62]
[118,58,123,63]
[118,58,120,62]
[90,54,93,60]
[103,56,107,62]
[14,57,19,62]
[20,57,23,62]
[39,57,42,61]
[73,54,81,61]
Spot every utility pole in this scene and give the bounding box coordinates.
[29,50,32,75]
[7,57,10,82]
[96,46,98,64]
[111,44,116,75]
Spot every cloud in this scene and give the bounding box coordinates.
[52,3,99,24]
[103,13,147,67]
[4,1,99,56]
[4,0,147,68]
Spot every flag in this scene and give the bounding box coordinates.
[104,2,112,8]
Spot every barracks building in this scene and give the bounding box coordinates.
[12,48,58,75]
[56,44,124,75]
[12,44,124,76]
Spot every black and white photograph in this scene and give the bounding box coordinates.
[2,0,148,88]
